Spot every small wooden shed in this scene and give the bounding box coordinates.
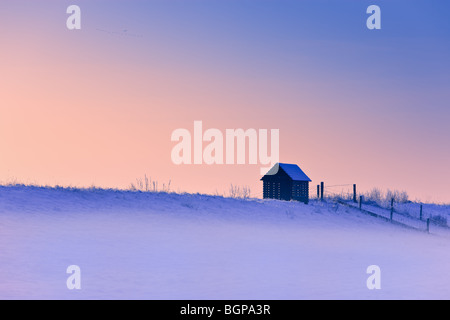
[261,163,311,204]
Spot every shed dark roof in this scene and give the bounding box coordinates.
[261,163,311,182]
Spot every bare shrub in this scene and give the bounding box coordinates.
[386,189,409,203]
[129,175,171,193]
[229,184,251,199]
[363,188,409,206]
[431,215,447,227]
[366,188,383,203]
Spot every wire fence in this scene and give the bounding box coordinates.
[309,182,450,233]
[252,180,449,234]
[309,183,355,201]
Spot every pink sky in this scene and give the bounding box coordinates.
[1,1,449,203]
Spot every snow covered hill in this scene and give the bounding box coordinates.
[1,185,450,299]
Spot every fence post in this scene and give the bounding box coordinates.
[390,198,394,221]
[420,204,423,221]
[320,182,324,201]
[359,195,363,210]
[317,185,320,199]
[353,184,357,203]
[427,218,430,233]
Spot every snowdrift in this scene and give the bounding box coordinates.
[0,185,449,299]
